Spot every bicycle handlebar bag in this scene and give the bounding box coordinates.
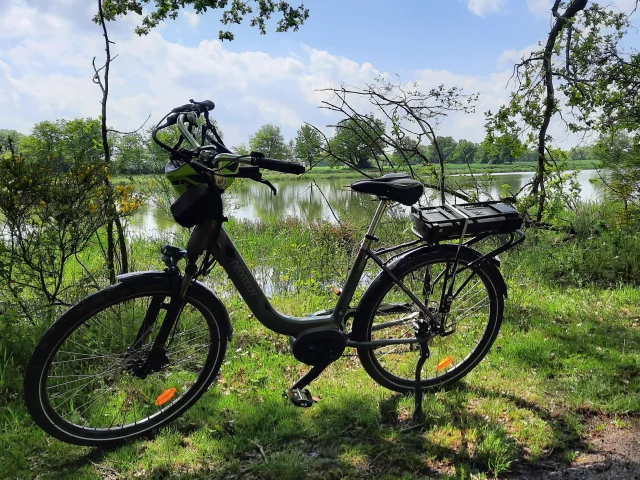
[170,183,222,228]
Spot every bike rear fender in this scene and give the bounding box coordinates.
[370,244,507,299]
[117,271,233,340]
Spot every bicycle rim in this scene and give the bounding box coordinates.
[361,254,500,390]
[39,290,220,436]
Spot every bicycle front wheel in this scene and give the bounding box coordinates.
[352,248,504,393]
[24,278,228,446]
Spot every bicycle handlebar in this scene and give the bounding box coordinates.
[171,99,215,114]
[155,100,305,177]
[255,157,305,175]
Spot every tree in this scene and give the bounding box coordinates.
[286,139,296,161]
[101,0,309,40]
[249,124,289,159]
[594,131,640,209]
[0,122,113,318]
[113,133,152,174]
[425,136,457,164]
[486,0,637,221]
[294,124,323,168]
[0,130,23,157]
[232,143,250,155]
[20,119,103,173]
[392,136,418,164]
[329,116,386,170]
[451,139,478,164]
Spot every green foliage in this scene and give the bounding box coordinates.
[113,132,153,174]
[484,1,635,221]
[0,129,24,157]
[329,116,386,169]
[0,118,142,315]
[19,118,103,172]
[100,0,309,40]
[0,141,111,310]
[451,139,478,164]
[594,131,640,209]
[477,135,524,165]
[249,124,289,159]
[294,124,322,167]
[424,135,456,163]
[232,143,250,155]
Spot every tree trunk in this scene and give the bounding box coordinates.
[533,0,588,222]
[115,216,128,273]
[96,0,129,282]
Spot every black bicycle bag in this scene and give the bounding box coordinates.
[170,184,222,228]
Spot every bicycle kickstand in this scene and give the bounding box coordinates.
[412,340,430,422]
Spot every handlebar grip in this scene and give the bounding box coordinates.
[257,158,305,175]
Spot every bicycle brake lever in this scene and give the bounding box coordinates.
[260,179,277,195]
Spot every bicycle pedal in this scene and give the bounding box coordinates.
[286,388,314,407]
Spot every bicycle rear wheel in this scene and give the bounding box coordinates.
[352,248,504,393]
[24,278,228,446]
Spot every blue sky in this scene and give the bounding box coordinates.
[0,0,636,148]
[166,0,550,76]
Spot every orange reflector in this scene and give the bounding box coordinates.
[332,285,342,296]
[155,387,177,406]
[436,356,453,371]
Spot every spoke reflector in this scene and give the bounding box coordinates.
[155,388,177,406]
[436,356,453,371]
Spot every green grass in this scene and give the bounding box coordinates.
[1,206,638,479]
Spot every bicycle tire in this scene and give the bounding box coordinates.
[352,247,504,393]
[24,278,228,446]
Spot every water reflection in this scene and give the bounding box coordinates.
[130,170,603,235]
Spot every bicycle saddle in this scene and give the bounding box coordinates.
[350,173,423,206]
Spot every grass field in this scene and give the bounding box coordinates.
[1,204,638,479]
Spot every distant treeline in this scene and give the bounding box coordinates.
[0,119,597,175]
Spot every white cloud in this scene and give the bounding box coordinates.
[527,0,552,17]
[183,11,200,28]
[1,0,583,149]
[467,0,508,17]
[497,43,540,68]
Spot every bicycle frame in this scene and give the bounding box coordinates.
[192,199,438,338]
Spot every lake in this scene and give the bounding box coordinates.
[130,170,603,236]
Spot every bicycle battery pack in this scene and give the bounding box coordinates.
[411,201,523,243]
[170,183,222,228]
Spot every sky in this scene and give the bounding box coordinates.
[0,0,637,149]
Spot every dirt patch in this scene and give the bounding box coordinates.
[511,416,640,480]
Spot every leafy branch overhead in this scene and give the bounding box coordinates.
[99,0,309,40]
[309,76,478,203]
[485,0,639,221]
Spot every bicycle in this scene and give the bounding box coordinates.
[24,99,525,446]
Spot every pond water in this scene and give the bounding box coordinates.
[130,170,603,237]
